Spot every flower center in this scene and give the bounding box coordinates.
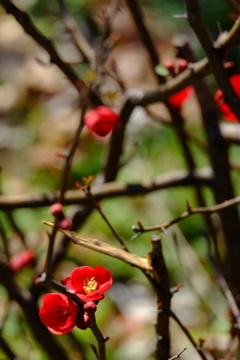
[83,277,98,294]
[54,305,70,319]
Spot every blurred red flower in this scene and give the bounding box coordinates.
[9,249,35,271]
[214,74,240,122]
[39,293,79,335]
[62,266,113,302]
[84,106,119,137]
[168,86,193,110]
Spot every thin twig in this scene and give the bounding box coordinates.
[209,255,240,325]
[0,0,85,91]
[168,348,187,360]
[132,195,240,235]
[81,184,129,251]
[45,85,91,278]
[171,311,208,360]
[89,313,107,360]
[57,0,95,64]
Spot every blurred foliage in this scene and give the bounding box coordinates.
[0,0,239,359]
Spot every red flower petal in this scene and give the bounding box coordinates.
[39,293,79,335]
[84,106,119,137]
[229,74,240,97]
[168,86,193,110]
[214,74,240,122]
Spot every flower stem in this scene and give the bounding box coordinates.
[89,313,106,360]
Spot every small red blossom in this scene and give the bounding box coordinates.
[62,266,113,302]
[84,106,119,137]
[39,293,79,335]
[9,249,35,272]
[168,86,193,110]
[214,74,240,122]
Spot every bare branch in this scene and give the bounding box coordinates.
[0,168,213,210]
[132,194,240,235]
[41,221,153,271]
[0,0,85,91]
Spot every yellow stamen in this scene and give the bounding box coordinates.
[83,277,98,294]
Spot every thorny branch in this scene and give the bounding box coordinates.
[132,195,240,235]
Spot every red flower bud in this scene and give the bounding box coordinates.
[84,106,120,137]
[76,312,91,330]
[50,203,64,218]
[57,217,72,230]
[83,301,97,314]
[9,249,35,272]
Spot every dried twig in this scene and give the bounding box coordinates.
[41,221,153,271]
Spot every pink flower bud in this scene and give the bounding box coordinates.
[83,301,97,314]
[50,203,64,218]
[57,217,72,230]
[84,106,120,137]
[76,312,91,330]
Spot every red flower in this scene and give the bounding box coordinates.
[214,74,240,122]
[39,293,79,335]
[168,86,193,110]
[84,106,120,137]
[9,249,35,271]
[62,266,113,302]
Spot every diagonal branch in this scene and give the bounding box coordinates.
[41,221,153,271]
[0,0,85,91]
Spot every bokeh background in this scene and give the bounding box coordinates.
[0,1,240,359]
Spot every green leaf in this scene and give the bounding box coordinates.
[154,65,170,77]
